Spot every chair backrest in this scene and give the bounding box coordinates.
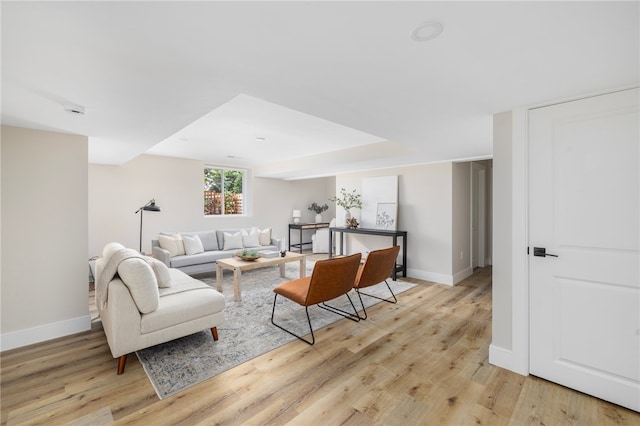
[355,245,401,289]
[305,253,361,306]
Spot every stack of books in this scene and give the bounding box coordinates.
[260,250,280,258]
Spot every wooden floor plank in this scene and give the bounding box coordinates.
[2,263,639,425]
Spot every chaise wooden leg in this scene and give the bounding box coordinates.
[211,327,219,341]
[117,354,127,375]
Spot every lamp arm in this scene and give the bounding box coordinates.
[134,199,159,253]
[139,208,144,252]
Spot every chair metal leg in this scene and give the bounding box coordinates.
[355,290,368,320]
[319,293,361,322]
[355,279,398,320]
[271,294,315,345]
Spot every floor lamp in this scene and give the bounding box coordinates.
[135,199,161,253]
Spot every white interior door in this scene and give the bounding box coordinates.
[529,88,639,412]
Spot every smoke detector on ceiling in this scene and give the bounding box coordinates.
[64,104,87,116]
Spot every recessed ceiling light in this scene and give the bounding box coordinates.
[255,137,266,142]
[411,21,444,42]
[227,155,241,159]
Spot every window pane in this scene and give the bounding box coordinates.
[224,170,243,215]
[204,168,222,215]
[204,167,244,216]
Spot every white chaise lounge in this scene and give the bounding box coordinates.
[95,242,226,374]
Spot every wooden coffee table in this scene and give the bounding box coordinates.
[216,252,307,301]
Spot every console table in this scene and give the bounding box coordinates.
[329,227,407,280]
[288,222,330,253]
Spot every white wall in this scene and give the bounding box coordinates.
[491,108,531,375]
[491,111,514,355]
[335,162,455,284]
[88,154,335,256]
[1,134,476,350]
[452,162,472,283]
[0,147,335,351]
[1,126,89,351]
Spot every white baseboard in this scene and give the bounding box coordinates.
[406,268,453,285]
[489,343,518,373]
[453,267,473,285]
[0,315,91,352]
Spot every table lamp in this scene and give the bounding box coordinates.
[292,210,301,224]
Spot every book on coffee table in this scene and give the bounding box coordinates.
[260,250,280,258]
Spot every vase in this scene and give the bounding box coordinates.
[344,210,351,226]
[315,213,322,223]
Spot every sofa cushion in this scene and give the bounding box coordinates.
[117,258,160,313]
[258,228,272,246]
[103,242,126,262]
[145,256,172,288]
[223,231,243,251]
[141,274,225,334]
[182,234,205,255]
[242,228,260,248]
[170,251,221,268]
[158,234,186,257]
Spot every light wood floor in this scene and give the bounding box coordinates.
[2,261,639,425]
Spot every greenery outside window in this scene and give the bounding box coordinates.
[204,167,245,216]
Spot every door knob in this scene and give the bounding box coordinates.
[533,247,558,258]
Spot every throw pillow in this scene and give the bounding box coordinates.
[145,256,172,288]
[158,234,185,257]
[242,229,260,248]
[117,258,160,313]
[198,231,218,251]
[182,234,204,255]
[223,231,243,251]
[258,228,272,246]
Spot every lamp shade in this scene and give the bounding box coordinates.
[143,200,161,212]
[292,210,301,218]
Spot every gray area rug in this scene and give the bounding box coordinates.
[136,262,416,399]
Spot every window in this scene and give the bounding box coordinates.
[204,167,245,216]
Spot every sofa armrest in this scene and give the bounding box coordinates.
[100,279,143,357]
[271,237,282,249]
[152,246,171,266]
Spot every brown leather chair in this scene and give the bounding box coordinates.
[271,253,362,345]
[353,245,401,319]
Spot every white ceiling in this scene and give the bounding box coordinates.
[2,2,638,180]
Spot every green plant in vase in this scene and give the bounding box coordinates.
[308,202,329,223]
[330,188,362,225]
[239,249,259,259]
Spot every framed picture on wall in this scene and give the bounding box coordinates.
[376,203,397,230]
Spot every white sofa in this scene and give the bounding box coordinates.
[95,242,226,374]
[152,227,281,275]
